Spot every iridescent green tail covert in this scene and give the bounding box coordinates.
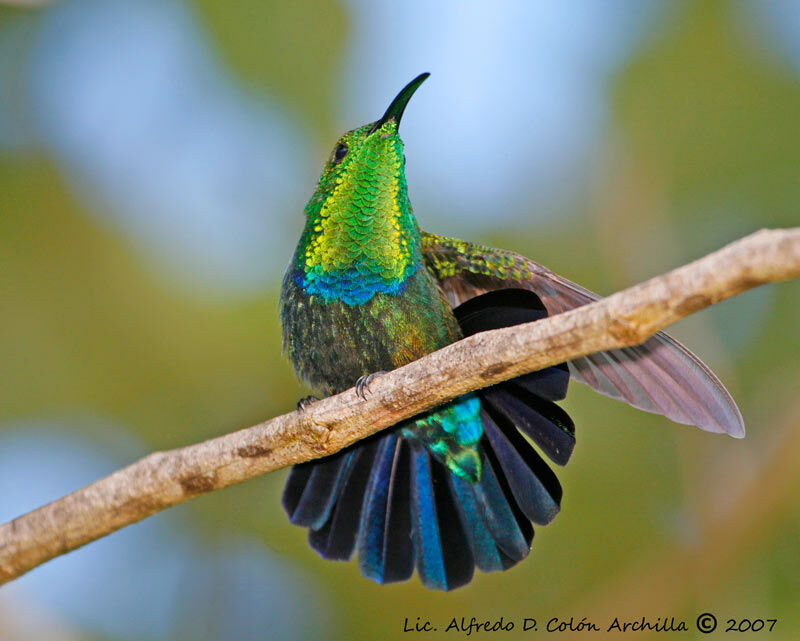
[279,73,743,591]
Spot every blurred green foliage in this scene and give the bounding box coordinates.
[194,0,348,137]
[1,1,799,639]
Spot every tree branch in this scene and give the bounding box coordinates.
[1,228,798,586]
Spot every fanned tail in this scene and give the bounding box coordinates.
[282,288,573,590]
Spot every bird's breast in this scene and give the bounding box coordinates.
[280,266,461,395]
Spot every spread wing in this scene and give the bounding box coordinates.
[421,232,744,438]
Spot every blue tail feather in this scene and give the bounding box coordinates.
[409,446,448,590]
[358,433,398,582]
[428,451,475,589]
[448,471,505,573]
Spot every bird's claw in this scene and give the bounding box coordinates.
[296,395,320,412]
[354,371,387,400]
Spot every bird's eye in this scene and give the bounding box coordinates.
[332,142,348,164]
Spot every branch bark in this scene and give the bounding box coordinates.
[1,227,798,586]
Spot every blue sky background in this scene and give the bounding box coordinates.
[5,0,666,293]
[2,0,798,291]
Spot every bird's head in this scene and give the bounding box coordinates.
[307,72,429,212]
[296,74,430,304]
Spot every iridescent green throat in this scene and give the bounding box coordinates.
[292,122,421,306]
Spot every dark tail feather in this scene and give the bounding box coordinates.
[282,449,354,529]
[283,288,574,590]
[358,433,415,584]
[282,462,312,520]
[480,408,561,526]
[482,385,575,466]
[378,439,414,581]
[308,438,380,560]
[454,287,548,332]
[454,288,572,412]
[512,365,569,401]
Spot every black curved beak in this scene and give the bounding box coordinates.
[370,72,430,133]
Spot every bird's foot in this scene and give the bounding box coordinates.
[354,371,387,400]
[296,395,320,412]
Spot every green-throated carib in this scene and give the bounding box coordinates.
[280,73,743,591]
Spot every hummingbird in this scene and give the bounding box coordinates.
[279,73,743,591]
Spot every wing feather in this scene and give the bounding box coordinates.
[421,232,744,437]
